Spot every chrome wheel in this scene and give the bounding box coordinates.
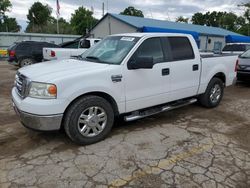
[77,106,107,137]
[209,84,221,103]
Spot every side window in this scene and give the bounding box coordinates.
[94,40,100,44]
[168,37,195,61]
[134,37,164,63]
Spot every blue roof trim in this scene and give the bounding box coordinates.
[226,35,250,43]
[142,26,200,41]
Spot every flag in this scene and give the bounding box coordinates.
[56,0,60,15]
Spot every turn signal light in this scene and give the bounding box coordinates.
[48,85,57,96]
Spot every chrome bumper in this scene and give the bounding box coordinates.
[13,102,63,131]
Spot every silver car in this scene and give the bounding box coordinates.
[237,49,250,81]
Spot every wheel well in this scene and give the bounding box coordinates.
[64,92,119,117]
[213,72,226,85]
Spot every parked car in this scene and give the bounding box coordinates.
[8,41,59,67]
[12,33,237,145]
[222,43,250,54]
[236,49,250,81]
[43,38,101,61]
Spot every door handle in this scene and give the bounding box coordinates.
[193,64,199,71]
[162,68,170,76]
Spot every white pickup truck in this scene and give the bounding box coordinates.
[12,33,237,145]
[43,38,101,61]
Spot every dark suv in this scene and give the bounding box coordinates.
[8,41,59,67]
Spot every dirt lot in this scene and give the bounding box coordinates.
[0,61,250,188]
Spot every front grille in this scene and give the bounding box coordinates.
[15,72,28,98]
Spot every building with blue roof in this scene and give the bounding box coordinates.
[90,13,250,52]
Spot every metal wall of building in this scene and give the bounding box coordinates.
[0,32,81,49]
[90,15,137,38]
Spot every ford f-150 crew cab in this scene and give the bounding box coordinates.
[12,33,237,145]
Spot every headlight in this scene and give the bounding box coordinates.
[29,82,57,99]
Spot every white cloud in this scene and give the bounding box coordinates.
[6,0,249,31]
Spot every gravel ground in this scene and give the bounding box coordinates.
[0,61,250,188]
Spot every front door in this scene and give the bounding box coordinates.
[124,37,171,112]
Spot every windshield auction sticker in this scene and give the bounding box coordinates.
[121,37,135,41]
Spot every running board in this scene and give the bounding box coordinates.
[124,98,197,122]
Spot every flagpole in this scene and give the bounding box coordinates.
[56,0,60,34]
[57,14,59,34]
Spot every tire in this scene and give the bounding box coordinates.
[19,58,35,67]
[198,78,224,108]
[64,95,114,145]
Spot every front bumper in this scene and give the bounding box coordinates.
[13,101,63,131]
[237,71,250,80]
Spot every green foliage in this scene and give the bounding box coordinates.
[120,6,144,17]
[26,2,53,33]
[0,16,20,32]
[176,16,189,23]
[70,7,98,35]
[0,0,11,15]
[191,11,247,34]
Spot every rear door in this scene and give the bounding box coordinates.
[167,36,200,101]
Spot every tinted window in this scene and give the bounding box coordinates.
[134,37,164,63]
[222,44,246,52]
[168,37,195,61]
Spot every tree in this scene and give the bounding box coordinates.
[120,6,144,17]
[176,16,189,23]
[26,2,53,33]
[191,12,206,25]
[0,17,21,32]
[0,0,11,16]
[70,7,98,35]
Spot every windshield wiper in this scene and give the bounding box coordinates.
[85,56,100,61]
[71,55,84,60]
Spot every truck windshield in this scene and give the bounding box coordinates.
[81,36,139,64]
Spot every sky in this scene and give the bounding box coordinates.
[7,0,249,31]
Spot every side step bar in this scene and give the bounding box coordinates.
[124,98,197,122]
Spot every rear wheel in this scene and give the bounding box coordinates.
[64,95,114,145]
[198,78,224,108]
[19,58,35,67]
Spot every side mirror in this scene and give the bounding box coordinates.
[128,56,154,70]
[80,40,90,48]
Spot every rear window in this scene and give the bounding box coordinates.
[222,44,246,52]
[168,37,195,61]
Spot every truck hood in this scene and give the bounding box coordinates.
[19,59,109,81]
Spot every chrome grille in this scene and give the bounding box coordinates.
[15,72,27,98]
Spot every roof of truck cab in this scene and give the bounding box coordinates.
[112,32,192,37]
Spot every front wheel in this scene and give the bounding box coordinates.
[64,95,114,145]
[198,78,224,108]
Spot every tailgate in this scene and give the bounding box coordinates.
[43,48,55,61]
